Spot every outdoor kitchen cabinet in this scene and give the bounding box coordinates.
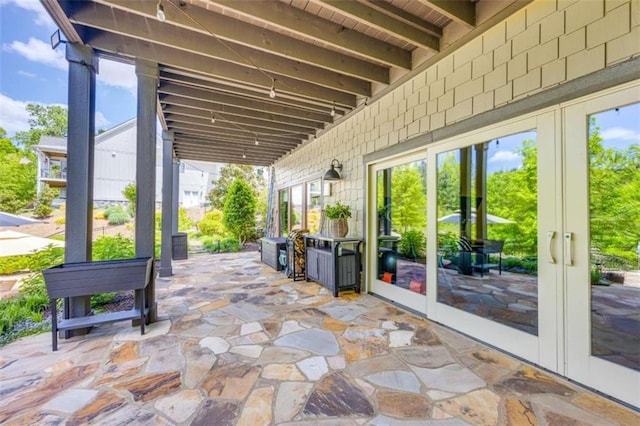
[304,235,362,297]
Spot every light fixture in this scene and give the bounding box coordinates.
[330,102,336,117]
[242,150,247,159]
[156,0,166,22]
[364,98,369,108]
[50,29,65,50]
[210,111,215,124]
[254,136,259,146]
[269,78,276,99]
[323,159,343,181]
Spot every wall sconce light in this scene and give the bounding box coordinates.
[323,159,343,181]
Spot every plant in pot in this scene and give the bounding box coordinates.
[325,201,351,237]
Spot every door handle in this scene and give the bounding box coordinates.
[564,232,573,266]
[547,231,556,264]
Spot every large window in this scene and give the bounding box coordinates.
[279,180,327,236]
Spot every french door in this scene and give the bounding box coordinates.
[367,152,428,313]
[365,82,640,407]
[426,113,560,370]
[564,85,640,407]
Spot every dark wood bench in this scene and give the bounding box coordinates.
[43,257,153,351]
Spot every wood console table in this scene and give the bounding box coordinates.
[304,235,362,297]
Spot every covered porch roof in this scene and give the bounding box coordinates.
[41,0,529,166]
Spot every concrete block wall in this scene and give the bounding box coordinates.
[274,0,640,239]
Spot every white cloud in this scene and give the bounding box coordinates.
[17,70,37,78]
[98,59,137,95]
[3,37,66,70]
[489,150,520,163]
[0,94,32,134]
[95,111,110,129]
[600,126,640,142]
[0,93,111,136]
[0,0,55,27]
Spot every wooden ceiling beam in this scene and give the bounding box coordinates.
[82,27,358,107]
[311,0,439,51]
[66,2,371,97]
[174,134,298,149]
[368,1,443,38]
[165,113,315,135]
[209,0,412,69]
[172,130,301,146]
[175,139,290,155]
[162,103,324,130]
[160,72,344,116]
[158,85,333,123]
[167,121,307,141]
[418,0,475,28]
[94,0,390,84]
[174,151,273,167]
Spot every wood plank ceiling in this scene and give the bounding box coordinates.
[41,0,521,166]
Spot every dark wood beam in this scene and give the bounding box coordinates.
[209,0,412,69]
[158,85,333,123]
[174,135,298,150]
[167,121,307,141]
[82,27,358,106]
[172,130,302,146]
[66,2,372,96]
[94,0,390,84]
[311,0,439,51]
[419,0,475,28]
[165,113,315,135]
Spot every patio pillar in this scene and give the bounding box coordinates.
[172,159,179,234]
[135,59,158,322]
[159,130,174,277]
[63,43,97,333]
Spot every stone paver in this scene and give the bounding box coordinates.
[0,252,637,425]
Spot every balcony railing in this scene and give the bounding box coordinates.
[41,169,67,180]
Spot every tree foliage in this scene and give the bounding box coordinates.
[223,179,256,243]
[33,186,55,218]
[122,182,136,216]
[0,128,37,213]
[207,164,265,210]
[13,104,67,149]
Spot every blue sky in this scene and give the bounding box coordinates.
[0,0,136,136]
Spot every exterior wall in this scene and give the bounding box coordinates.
[273,0,640,238]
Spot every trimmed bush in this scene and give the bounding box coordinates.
[198,210,228,237]
[92,234,135,260]
[0,255,31,274]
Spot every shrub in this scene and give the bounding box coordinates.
[92,234,135,260]
[0,255,31,274]
[94,210,107,220]
[223,180,256,243]
[398,229,426,259]
[199,210,228,237]
[107,211,129,225]
[33,186,55,218]
[154,207,194,232]
[122,182,136,216]
[55,216,65,225]
[202,237,242,253]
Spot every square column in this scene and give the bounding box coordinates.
[159,131,174,277]
[135,59,159,322]
[63,43,97,333]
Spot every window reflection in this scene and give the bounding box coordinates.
[589,102,640,371]
[279,189,289,237]
[376,160,427,295]
[437,131,539,335]
[307,180,322,234]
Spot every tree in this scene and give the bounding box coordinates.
[122,182,136,216]
[13,104,67,149]
[391,164,426,232]
[33,186,55,218]
[207,164,265,210]
[0,127,37,213]
[223,179,256,244]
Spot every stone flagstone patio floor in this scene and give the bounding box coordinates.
[0,252,638,425]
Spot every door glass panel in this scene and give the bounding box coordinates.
[436,131,539,335]
[279,189,289,237]
[307,180,322,234]
[291,185,303,230]
[376,160,427,295]
[589,103,640,371]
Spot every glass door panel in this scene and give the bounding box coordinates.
[429,114,557,367]
[369,156,428,313]
[306,180,322,234]
[279,189,289,237]
[436,131,539,335]
[565,87,640,407]
[291,185,303,230]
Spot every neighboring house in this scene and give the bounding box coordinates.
[34,119,219,207]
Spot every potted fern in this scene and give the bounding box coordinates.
[325,201,351,237]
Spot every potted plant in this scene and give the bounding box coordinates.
[325,201,351,237]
